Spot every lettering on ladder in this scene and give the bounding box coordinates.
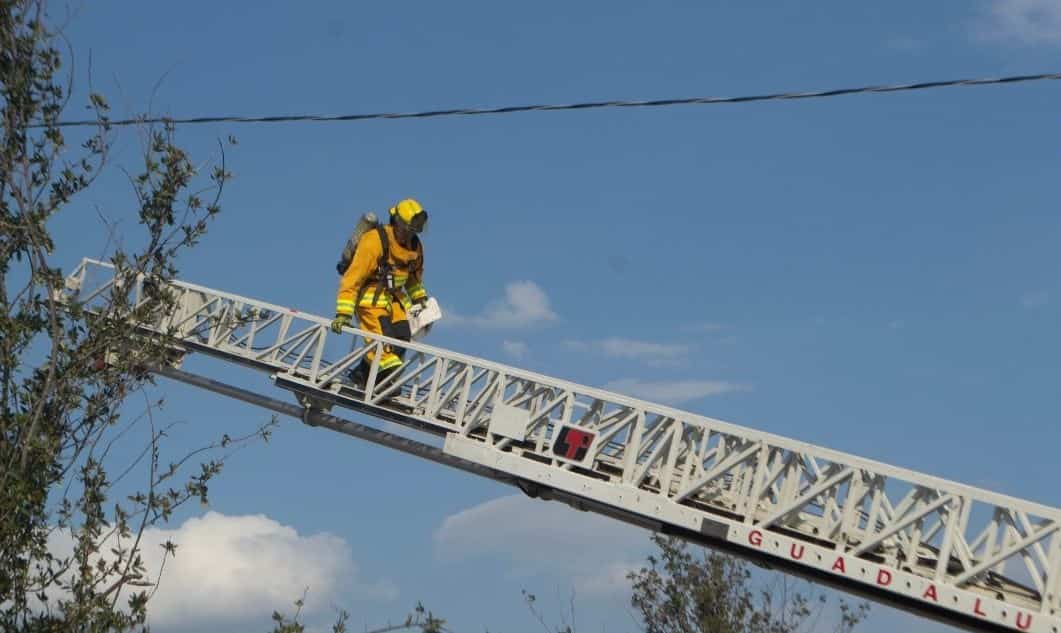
[745,530,1036,631]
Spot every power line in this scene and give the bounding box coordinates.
[42,71,1061,129]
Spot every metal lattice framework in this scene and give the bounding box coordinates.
[64,258,1061,633]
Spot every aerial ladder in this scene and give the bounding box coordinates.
[63,258,1061,633]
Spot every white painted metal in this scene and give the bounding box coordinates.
[64,258,1061,633]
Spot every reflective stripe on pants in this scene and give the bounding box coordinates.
[356,302,410,371]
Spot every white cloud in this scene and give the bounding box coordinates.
[975,0,1061,45]
[44,512,395,629]
[574,561,643,597]
[449,281,558,329]
[502,340,528,359]
[603,378,749,405]
[1021,290,1050,308]
[598,338,688,361]
[564,337,690,366]
[433,495,648,598]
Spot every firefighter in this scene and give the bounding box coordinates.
[331,198,429,386]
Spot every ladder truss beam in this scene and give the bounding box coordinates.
[64,258,1061,633]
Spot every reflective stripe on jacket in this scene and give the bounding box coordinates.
[335,225,425,315]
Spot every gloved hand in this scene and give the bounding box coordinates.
[408,296,429,320]
[330,314,352,334]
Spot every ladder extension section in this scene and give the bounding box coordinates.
[64,259,1061,633]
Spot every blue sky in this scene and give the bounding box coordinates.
[46,1,1061,631]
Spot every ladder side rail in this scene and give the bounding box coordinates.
[1045,532,1061,613]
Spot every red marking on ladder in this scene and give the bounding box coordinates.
[552,427,595,461]
[831,556,846,573]
[737,533,1018,624]
[565,429,592,459]
[876,569,891,587]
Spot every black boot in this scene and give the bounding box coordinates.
[376,365,401,386]
[346,360,370,389]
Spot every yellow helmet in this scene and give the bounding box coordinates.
[389,198,428,233]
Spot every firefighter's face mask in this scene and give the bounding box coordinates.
[405,209,428,234]
[393,214,426,247]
